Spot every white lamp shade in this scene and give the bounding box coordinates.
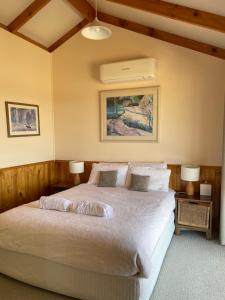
[81,18,112,40]
[181,165,200,182]
[69,161,84,174]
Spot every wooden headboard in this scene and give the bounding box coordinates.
[54,160,221,233]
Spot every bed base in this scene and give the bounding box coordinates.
[0,216,174,300]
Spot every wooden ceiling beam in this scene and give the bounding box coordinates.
[8,0,51,32]
[48,19,89,52]
[107,0,225,33]
[67,0,95,22]
[98,12,225,60]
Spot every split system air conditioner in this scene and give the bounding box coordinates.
[100,58,156,83]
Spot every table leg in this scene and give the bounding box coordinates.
[175,227,181,235]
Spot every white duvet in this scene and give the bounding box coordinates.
[0,184,175,278]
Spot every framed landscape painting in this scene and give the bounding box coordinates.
[5,102,40,137]
[100,86,159,142]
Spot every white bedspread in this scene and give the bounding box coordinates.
[0,184,175,278]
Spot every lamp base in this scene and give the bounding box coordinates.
[186,181,194,196]
[74,174,80,186]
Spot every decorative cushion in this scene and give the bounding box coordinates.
[98,170,118,187]
[126,166,171,191]
[88,163,128,187]
[129,174,150,192]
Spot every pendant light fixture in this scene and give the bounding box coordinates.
[81,0,112,40]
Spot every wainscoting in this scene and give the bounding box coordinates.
[0,160,222,233]
[0,161,54,212]
[54,160,222,232]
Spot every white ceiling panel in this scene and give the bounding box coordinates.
[92,0,225,49]
[97,0,225,17]
[0,0,34,25]
[18,0,83,47]
[165,0,225,17]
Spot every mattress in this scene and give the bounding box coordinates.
[0,213,175,300]
[0,184,175,278]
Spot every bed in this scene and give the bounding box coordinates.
[0,183,175,300]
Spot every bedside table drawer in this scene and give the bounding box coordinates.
[178,201,210,229]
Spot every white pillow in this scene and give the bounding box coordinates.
[126,166,171,192]
[88,163,128,187]
[128,161,167,169]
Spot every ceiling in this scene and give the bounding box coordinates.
[0,0,224,59]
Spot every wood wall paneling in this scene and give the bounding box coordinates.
[0,161,54,212]
[54,160,95,184]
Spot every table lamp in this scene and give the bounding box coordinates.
[181,165,200,196]
[69,161,84,186]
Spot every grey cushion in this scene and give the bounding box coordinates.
[98,170,118,187]
[129,174,150,192]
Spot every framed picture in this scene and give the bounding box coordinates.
[100,86,159,142]
[5,102,40,137]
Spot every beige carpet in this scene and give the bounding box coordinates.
[0,232,225,300]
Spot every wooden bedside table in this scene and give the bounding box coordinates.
[175,193,213,239]
[51,182,74,194]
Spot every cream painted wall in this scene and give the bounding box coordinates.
[52,24,225,166]
[0,28,54,168]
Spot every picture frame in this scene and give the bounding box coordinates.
[5,101,40,137]
[100,86,159,142]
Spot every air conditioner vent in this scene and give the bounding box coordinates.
[100,58,156,83]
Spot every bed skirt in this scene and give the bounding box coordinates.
[0,215,174,300]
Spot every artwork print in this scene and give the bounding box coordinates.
[100,86,159,141]
[5,102,40,137]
